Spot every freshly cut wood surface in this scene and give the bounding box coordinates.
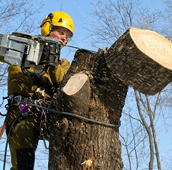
[130,27,172,70]
[63,73,88,95]
[106,27,172,95]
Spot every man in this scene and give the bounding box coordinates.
[0,11,74,170]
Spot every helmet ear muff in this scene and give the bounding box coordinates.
[41,13,54,36]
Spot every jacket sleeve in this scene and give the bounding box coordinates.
[49,58,70,83]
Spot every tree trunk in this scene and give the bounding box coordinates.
[106,27,172,95]
[48,27,172,169]
[49,50,128,170]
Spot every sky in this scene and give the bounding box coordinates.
[0,0,171,169]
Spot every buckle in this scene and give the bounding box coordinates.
[12,95,22,106]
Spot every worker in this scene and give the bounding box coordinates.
[0,11,74,170]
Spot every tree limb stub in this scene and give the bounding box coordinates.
[106,27,172,95]
[63,73,88,96]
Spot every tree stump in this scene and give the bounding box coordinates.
[106,27,172,95]
[49,50,128,170]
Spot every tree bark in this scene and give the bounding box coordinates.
[106,27,172,95]
[49,50,128,170]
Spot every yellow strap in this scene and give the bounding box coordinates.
[13,120,25,133]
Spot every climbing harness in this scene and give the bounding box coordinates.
[2,97,50,170]
[34,99,50,143]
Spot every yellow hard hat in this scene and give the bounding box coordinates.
[40,11,74,37]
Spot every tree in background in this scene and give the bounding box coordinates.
[89,0,172,169]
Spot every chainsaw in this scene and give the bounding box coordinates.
[0,32,62,68]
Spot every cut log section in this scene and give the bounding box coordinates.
[106,27,172,95]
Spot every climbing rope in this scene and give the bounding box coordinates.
[29,103,121,128]
[3,112,22,170]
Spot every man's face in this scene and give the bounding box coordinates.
[49,27,71,45]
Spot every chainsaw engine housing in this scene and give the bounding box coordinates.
[0,32,62,68]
